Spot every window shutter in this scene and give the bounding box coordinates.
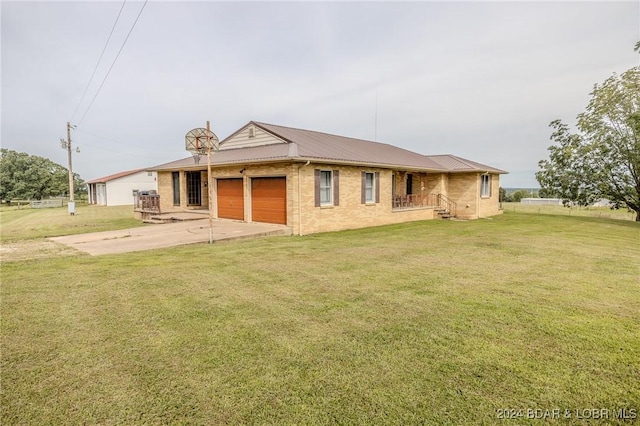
[314,169,320,207]
[333,170,339,206]
[361,172,366,204]
[375,172,380,203]
[489,175,492,197]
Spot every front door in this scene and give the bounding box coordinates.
[186,171,201,206]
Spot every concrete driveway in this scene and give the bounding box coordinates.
[48,219,292,256]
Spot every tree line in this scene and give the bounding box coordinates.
[0,149,85,202]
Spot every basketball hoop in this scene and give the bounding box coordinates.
[185,122,219,244]
[185,127,219,154]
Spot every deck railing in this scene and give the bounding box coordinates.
[135,194,161,214]
[392,193,457,217]
[392,193,438,209]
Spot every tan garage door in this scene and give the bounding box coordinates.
[217,179,244,220]
[251,177,286,225]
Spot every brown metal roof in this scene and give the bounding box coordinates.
[425,155,507,174]
[150,121,507,174]
[252,122,447,170]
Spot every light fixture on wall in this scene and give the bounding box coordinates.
[239,168,246,174]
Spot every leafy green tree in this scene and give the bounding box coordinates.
[499,187,507,202]
[536,65,640,221]
[511,190,531,203]
[538,187,555,198]
[0,149,84,201]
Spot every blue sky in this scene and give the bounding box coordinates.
[2,1,638,186]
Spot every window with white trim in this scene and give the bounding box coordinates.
[320,170,333,205]
[481,174,491,197]
[364,172,375,203]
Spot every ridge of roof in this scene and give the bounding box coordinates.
[85,168,146,184]
[252,121,397,149]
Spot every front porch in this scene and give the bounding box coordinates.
[392,193,457,218]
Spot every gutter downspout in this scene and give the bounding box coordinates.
[298,160,310,235]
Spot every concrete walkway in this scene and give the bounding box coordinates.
[48,219,292,256]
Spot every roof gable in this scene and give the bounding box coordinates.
[220,122,287,150]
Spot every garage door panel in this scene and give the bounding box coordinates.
[217,179,244,220]
[252,177,286,225]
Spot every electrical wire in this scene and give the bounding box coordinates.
[77,0,149,126]
[69,0,127,123]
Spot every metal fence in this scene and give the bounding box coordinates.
[30,199,64,209]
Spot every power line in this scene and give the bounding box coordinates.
[77,0,149,126]
[69,0,127,123]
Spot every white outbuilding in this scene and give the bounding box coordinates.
[86,169,157,206]
[520,198,563,205]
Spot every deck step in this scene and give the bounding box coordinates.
[142,218,168,224]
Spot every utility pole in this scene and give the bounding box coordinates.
[60,122,77,214]
[66,122,74,202]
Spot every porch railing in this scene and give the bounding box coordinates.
[393,193,438,209]
[437,193,457,217]
[392,193,457,217]
[135,194,161,214]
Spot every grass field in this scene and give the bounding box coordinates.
[2,208,639,424]
[502,202,637,221]
[0,204,142,242]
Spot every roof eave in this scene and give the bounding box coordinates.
[447,169,509,174]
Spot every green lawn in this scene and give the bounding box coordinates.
[502,202,637,221]
[2,211,639,424]
[0,204,142,242]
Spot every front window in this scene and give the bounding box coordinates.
[481,174,491,197]
[320,170,332,205]
[365,172,375,203]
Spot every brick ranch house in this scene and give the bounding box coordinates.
[144,121,507,235]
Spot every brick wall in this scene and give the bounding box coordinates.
[446,173,502,219]
[448,173,479,219]
[298,165,435,235]
[156,163,501,234]
[478,174,502,218]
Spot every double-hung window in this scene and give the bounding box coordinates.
[315,169,339,207]
[481,174,491,198]
[361,171,380,204]
[364,172,375,203]
[320,170,333,205]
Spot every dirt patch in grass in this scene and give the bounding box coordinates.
[1,240,80,262]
